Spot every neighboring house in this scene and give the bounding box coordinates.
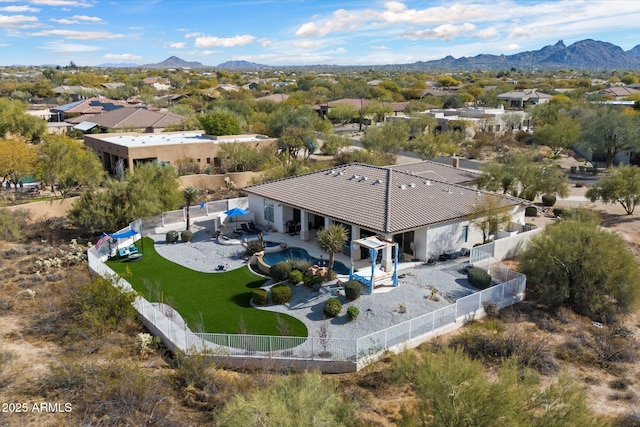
[597,86,639,100]
[244,163,528,270]
[215,83,240,92]
[51,97,131,121]
[84,131,277,173]
[315,98,408,120]
[101,82,126,90]
[497,89,552,109]
[67,107,186,133]
[52,85,100,101]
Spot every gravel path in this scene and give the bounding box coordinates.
[149,228,477,340]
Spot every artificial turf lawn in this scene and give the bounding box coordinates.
[107,237,308,337]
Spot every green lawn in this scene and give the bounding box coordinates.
[107,237,307,337]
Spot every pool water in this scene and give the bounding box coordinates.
[262,247,350,275]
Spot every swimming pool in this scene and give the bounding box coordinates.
[262,247,350,275]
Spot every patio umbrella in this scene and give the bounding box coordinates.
[224,207,249,227]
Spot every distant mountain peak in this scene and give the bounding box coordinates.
[555,39,566,47]
[216,60,268,69]
[143,56,206,69]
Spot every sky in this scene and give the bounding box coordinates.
[1,0,639,67]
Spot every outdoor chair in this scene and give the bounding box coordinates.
[248,221,261,233]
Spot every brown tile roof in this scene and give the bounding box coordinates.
[68,107,185,129]
[244,163,525,234]
[387,160,481,185]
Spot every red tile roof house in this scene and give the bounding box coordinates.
[244,162,529,272]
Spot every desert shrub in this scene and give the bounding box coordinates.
[303,273,323,288]
[524,206,538,217]
[346,306,360,321]
[244,240,263,256]
[323,297,342,318]
[80,275,136,336]
[584,326,639,367]
[482,301,499,318]
[553,208,564,217]
[344,280,362,301]
[468,267,492,289]
[270,261,291,283]
[271,283,292,305]
[541,194,557,206]
[288,270,303,284]
[181,230,193,242]
[165,230,179,244]
[0,208,27,241]
[575,181,585,188]
[251,289,268,306]
[288,259,312,272]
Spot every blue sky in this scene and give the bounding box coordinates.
[1,0,639,66]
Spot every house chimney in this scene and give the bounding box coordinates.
[452,158,459,168]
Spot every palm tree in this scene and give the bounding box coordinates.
[183,186,198,230]
[316,224,348,279]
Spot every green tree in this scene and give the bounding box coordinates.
[586,164,640,215]
[182,186,198,231]
[577,105,640,167]
[534,113,581,156]
[316,224,348,279]
[198,110,242,136]
[469,194,513,244]
[0,138,38,190]
[521,210,640,320]
[360,120,409,157]
[38,135,104,198]
[69,163,182,233]
[278,125,316,163]
[327,103,358,125]
[436,75,462,88]
[321,134,350,156]
[0,98,46,142]
[404,131,459,160]
[217,372,355,426]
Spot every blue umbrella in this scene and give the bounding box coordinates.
[224,207,249,227]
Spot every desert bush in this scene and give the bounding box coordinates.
[303,273,323,288]
[575,181,585,188]
[79,275,136,337]
[344,280,362,301]
[346,306,360,321]
[525,206,538,217]
[0,208,27,241]
[583,326,639,367]
[541,194,557,206]
[251,289,268,306]
[166,230,179,244]
[482,301,499,319]
[288,270,303,284]
[323,297,342,318]
[181,230,193,242]
[467,267,492,289]
[271,283,292,305]
[553,207,564,217]
[287,259,312,272]
[244,239,263,256]
[270,261,291,283]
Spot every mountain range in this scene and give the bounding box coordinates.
[96,39,640,70]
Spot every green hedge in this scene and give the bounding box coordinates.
[251,288,268,306]
[288,270,303,284]
[468,267,492,289]
[271,283,292,305]
[553,208,564,218]
[165,230,179,244]
[270,261,291,282]
[524,206,538,217]
[323,297,342,318]
[181,230,193,242]
[346,306,360,321]
[344,280,362,301]
[541,194,556,206]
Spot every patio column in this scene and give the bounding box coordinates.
[300,210,309,241]
[351,225,361,261]
[381,234,393,272]
[324,217,332,229]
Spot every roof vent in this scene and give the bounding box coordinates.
[400,184,407,190]
[374,178,383,185]
[409,183,416,188]
[350,174,359,180]
[325,169,335,175]
[359,176,368,182]
[424,180,431,186]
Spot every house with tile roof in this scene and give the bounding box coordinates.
[244,163,528,270]
[66,107,185,133]
[497,89,552,109]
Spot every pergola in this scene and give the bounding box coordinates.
[349,236,398,294]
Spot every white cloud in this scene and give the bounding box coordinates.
[0,43,9,47]
[30,29,123,39]
[404,23,477,41]
[501,43,521,51]
[104,53,141,60]
[0,6,39,12]
[292,40,324,49]
[41,41,101,53]
[171,49,219,56]
[30,0,92,7]
[0,14,38,28]
[370,45,388,50]
[472,27,499,39]
[169,42,185,49]
[51,15,102,24]
[195,34,255,48]
[184,32,202,38]
[296,8,367,37]
[258,37,272,47]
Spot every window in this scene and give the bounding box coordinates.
[206,157,211,164]
[495,124,501,132]
[264,201,275,222]
[461,225,469,243]
[197,158,201,163]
